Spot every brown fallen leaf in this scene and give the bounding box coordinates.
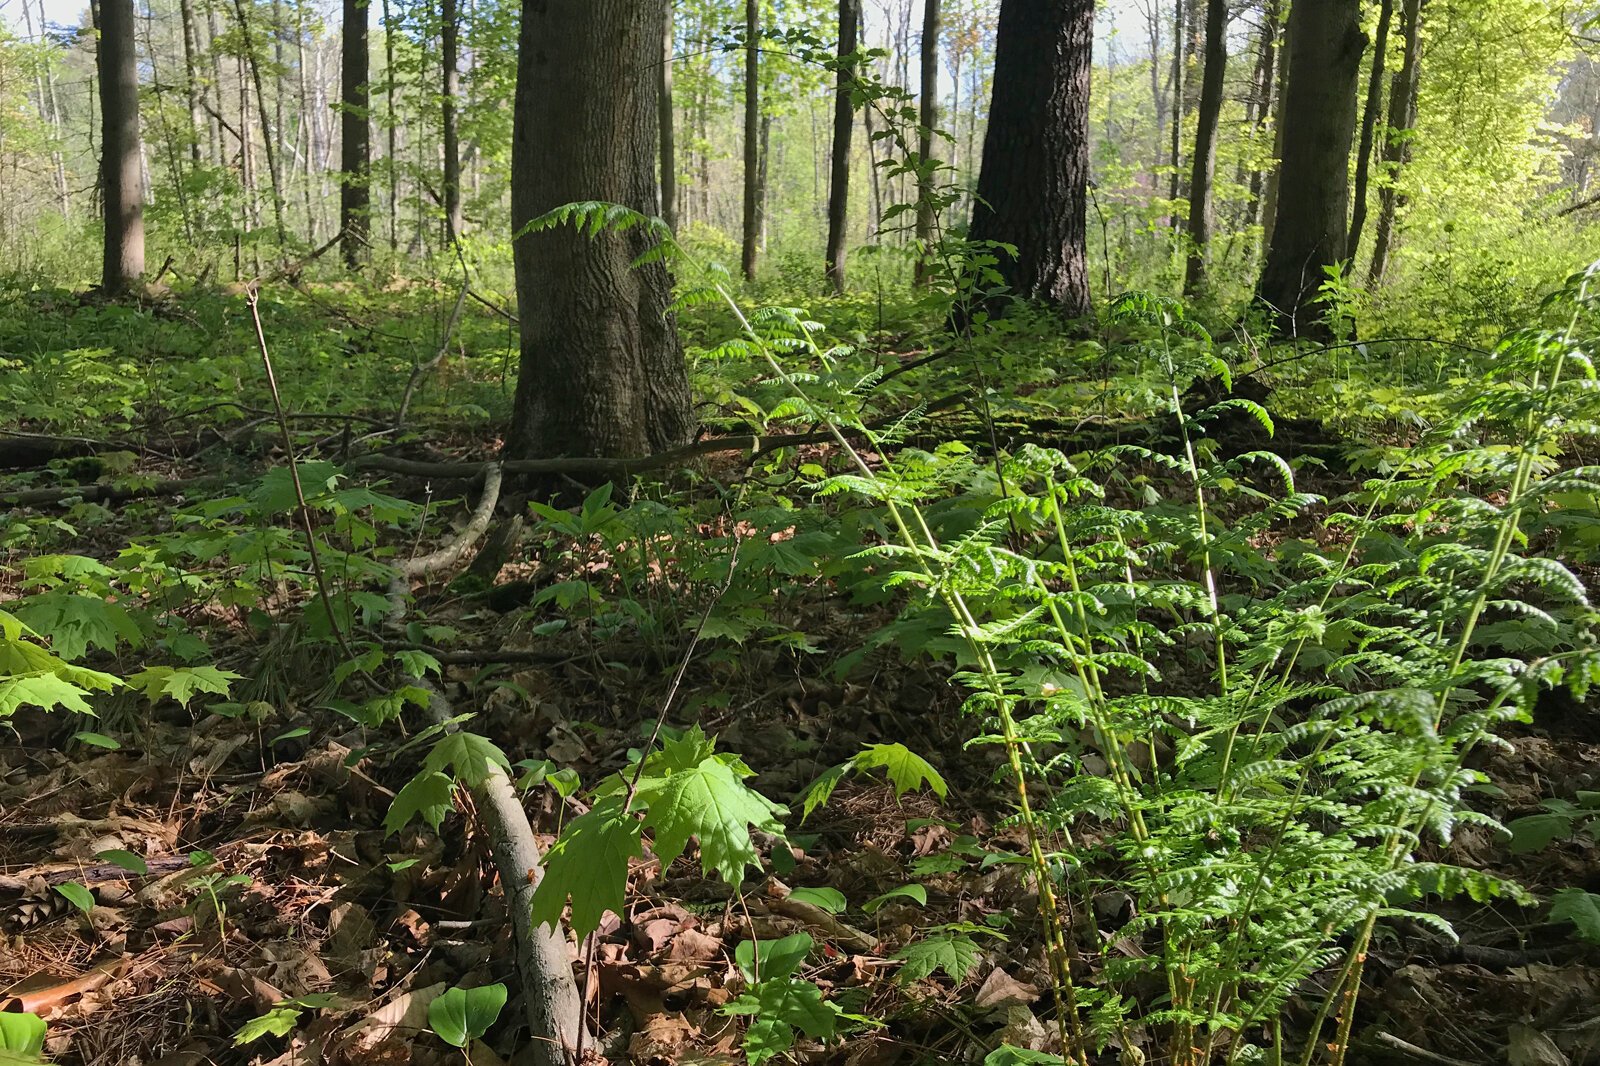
[0,957,125,1014]
[337,981,447,1059]
[1509,1024,1571,1066]
[974,967,1039,1010]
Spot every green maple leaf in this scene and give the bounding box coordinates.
[232,1007,302,1045]
[423,731,512,788]
[1551,888,1600,943]
[0,673,97,717]
[384,771,456,835]
[127,665,242,708]
[854,743,947,800]
[15,592,144,660]
[894,933,981,983]
[725,979,839,1065]
[530,795,644,939]
[631,726,787,883]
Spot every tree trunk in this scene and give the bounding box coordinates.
[825,0,858,294]
[1243,1,1280,234]
[1347,0,1393,262]
[659,7,677,232]
[441,0,463,241]
[741,0,759,280]
[1182,0,1227,295]
[509,0,694,464]
[913,0,940,286]
[1367,0,1424,286]
[1165,0,1184,218]
[340,0,370,266]
[1255,0,1365,338]
[177,0,204,166]
[232,0,287,242]
[1148,0,1165,197]
[383,0,398,250]
[99,0,144,296]
[207,1,225,168]
[967,0,1094,321]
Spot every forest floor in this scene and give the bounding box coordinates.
[1,282,1598,1066]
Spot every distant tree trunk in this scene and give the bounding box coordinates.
[232,0,287,242]
[509,0,694,461]
[825,0,857,293]
[1347,0,1393,262]
[913,0,940,286]
[441,0,463,241]
[741,0,759,280]
[1147,0,1165,196]
[99,0,144,296]
[757,112,771,250]
[382,0,398,250]
[1259,5,1288,252]
[178,0,204,166]
[1165,0,1183,219]
[1244,0,1280,234]
[207,2,225,168]
[1255,0,1365,337]
[968,0,1094,321]
[1182,0,1227,295]
[1367,0,1424,286]
[341,0,370,266]
[659,7,677,231]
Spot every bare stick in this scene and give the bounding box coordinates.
[395,277,472,429]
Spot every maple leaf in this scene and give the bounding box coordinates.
[894,932,981,983]
[630,726,788,883]
[15,592,144,660]
[126,665,242,708]
[854,743,947,800]
[0,673,97,717]
[384,771,455,835]
[423,731,512,788]
[530,795,644,939]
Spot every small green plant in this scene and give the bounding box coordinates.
[0,1011,47,1065]
[428,983,508,1058]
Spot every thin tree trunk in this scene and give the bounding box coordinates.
[741,0,760,280]
[383,0,397,250]
[341,0,370,266]
[441,0,463,241]
[825,0,858,293]
[1347,0,1393,262]
[1259,3,1288,253]
[178,0,204,166]
[207,0,226,167]
[1148,0,1165,198]
[1181,0,1226,295]
[913,0,940,285]
[1243,1,1279,234]
[757,112,771,251]
[1165,0,1184,218]
[233,0,288,242]
[1367,0,1423,286]
[295,0,317,240]
[659,6,677,231]
[99,0,145,295]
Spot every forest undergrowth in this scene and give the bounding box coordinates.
[3,251,1600,1066]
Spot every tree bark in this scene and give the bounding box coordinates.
[340,0,370,267]
[1347,0,1394,262]
[659,6,677,232]
[232,0,288,242]
[98,0,144,296]
[441,0,463,242]
[825,0,858,294]
[1255,0,1364,338]
[177,0,204,167]
[968,0,1094,321]
[1367,0,1424,286]
[741,0,760,281]
[383,0,398,251]
[1181,0,1227,295]
[1165,0,1184,219]
[1244,0,1280,235]
[913,0,940,286]
[509,0,694,463]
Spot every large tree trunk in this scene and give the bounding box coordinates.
[1347,0,1394,262]
[659,7,677,232]
[99,0,144,296]
[967,0,1094,321]
[1255,0,1364,338]
[1181,0,1227,295]
[340,0,370,267]
[1367,0,1424,286]
[913,0,940,286]
[741,0,759,281]
[441,0,463,242]
[825,0,858,294]
[509,0,694,462]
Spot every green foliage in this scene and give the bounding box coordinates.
[0,1013,46,1061]
[427,983,507,1048]
[1550,888,1600,943]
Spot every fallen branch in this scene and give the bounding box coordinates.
[1368,1032,1485,1066]
[2,477,219,508]
[382,468,586,1066]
